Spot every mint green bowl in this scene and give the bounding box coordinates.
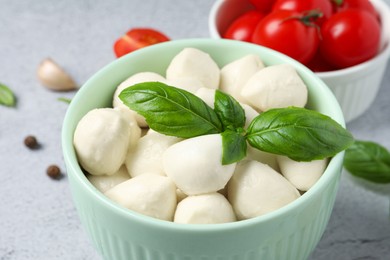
[62,39,345,260]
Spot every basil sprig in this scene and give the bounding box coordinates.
[344,140,390,183]
[120,82,354,165]
[0,83,16,107]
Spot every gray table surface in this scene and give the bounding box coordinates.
[1,0,390,259]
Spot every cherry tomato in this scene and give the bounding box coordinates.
[249,0,277,13]
[272,0,333,25]
[320,9,380,69]
[113,28,170,58]
[335,0,379,20]
[251,10,320,65]
[223,10,265,42]
[307,51,337,72]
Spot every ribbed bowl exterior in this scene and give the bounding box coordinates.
[68,165,341,260]
[318,47,390,123]
[62,39,346,260]
[322,71,383,122]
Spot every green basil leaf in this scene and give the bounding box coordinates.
[119,82,223,138]
[214,90,245,130]
[0,83,16,107]
[221,130,247,165]
[344,140,390,183]
[246,107,354,161]
[58,97,72,104]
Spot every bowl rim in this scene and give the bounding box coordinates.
[62,38,345,233]
[208,0,390,78]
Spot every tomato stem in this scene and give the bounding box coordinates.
[331,0,343,6]
[281,9,323,40]
[282,9,323,25]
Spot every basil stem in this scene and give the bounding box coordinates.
[246,107,354,161]
[0,83,16,107]
[119,82,223,138]
[344,140,390,183]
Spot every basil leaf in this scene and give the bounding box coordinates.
[58,97,72,104]
[214,90,245,130]
[119,82,223,138]
[344,140,390,183]
[0,83,16,107]
[246,107,354,161]
[221,130,247,165]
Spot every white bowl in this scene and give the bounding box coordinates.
[209,0,390,122]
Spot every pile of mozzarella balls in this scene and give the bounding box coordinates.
[73,48,328,224]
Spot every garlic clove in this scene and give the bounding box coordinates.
[37,58,77,91]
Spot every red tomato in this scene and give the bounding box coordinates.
[335,0,379,20]
[307,51,337,72]
[113,28,170,58]
[320,9,381,69]
[249,0,277,13]
[251,10,320,65]
[272,0,333,25]
[223,10,265,42]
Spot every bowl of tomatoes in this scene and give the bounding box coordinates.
[209,0,390,122]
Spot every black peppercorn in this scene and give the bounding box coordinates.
[24,135,39,149]
[46,165,62,180]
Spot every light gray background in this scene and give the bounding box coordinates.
[0,0,389,259]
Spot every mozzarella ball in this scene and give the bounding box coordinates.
[195,88,258,128]
[116,107,142,150]
[125,130,181,177]
[228,160,300,220]
[246,146,279,172]
[166,48,220,89]
[166,77,205,94]
[218,186,228,198]
[220,54,264,103]
[174,193,236,224]
[87,165,130,193]
[74,108,131,176]
[195,87,216,108]
[163,134,236,195]
[277,156,328,191]
[241,104,259,128]
[176,189,188,203]
[105,174,177,221]
[112,72,166,127]
[241,64,308,111]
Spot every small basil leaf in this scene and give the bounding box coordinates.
[344,140,390,183]
[119,82,223,138]
[58,97,72,104]
[246,107,354,161]
[0,83,16,107]
[214,90,246,130]
[221,130,247,165]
